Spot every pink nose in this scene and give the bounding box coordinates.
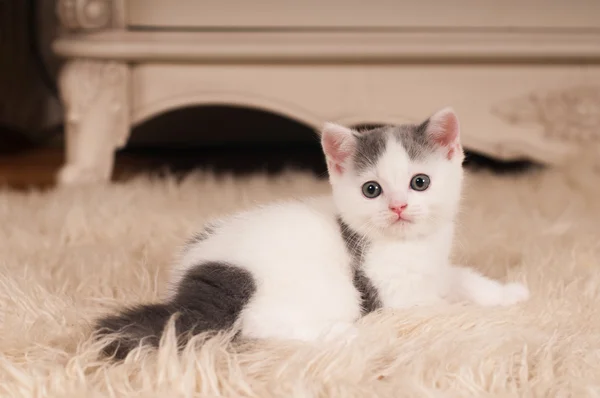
[389,203,407,215]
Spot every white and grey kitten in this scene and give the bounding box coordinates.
[97,107,529,360]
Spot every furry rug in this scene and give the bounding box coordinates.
[1,162,600,397]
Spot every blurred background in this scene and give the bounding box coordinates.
[5,0,597,189]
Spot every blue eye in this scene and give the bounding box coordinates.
[361,181,382,198]
[410,174,430,191]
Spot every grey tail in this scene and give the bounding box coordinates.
[95,303,168,360]
[95,262,256,361]
[94,303,194,360]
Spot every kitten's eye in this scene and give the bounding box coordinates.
[410,174,430,191]
[361,181,382,199]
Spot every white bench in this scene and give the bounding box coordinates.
[53,0,600,184]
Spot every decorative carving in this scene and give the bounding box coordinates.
[56,0,112,31]
[492,86,600,143]
[57,60,130,185]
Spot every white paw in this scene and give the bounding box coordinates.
[500,282,530,306]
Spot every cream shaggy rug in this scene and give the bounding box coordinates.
[1,161,600,397]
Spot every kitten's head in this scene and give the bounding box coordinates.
[321,107,464,240]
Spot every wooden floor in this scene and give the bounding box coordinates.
[0,147,63,189]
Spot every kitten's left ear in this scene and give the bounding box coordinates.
[421,107,462,160]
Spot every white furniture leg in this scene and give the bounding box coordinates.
[57,59,130,185]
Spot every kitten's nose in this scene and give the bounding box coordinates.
[389,203,407,215]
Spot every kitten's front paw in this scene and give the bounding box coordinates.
[501,282,530,306]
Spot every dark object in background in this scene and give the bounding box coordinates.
[0,0,62,147]
[0,124,36,154]
[126,107,541,178]
[463,150,542,174]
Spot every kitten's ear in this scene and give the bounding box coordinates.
[421,107,462,160]
[321,122,357,174]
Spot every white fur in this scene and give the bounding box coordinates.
[170,196,362,342]
[168,108,530,343]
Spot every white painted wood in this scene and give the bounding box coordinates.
[126,0,600,30]
[53,30,600,62]
[57,60,130,185]
[52,0,600,184]
[130,63,600,166]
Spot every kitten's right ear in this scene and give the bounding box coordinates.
[321,122,357,175]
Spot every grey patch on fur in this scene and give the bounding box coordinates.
[392,119,436,161]
[95,262,256,361]
[336,217,382,315]
[353,121,436,171]
[353,127,388,173]
[171,262,256,331]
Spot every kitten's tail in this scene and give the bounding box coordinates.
[95,302,223,361]
[94,304,174,360]
[95,263,255,360]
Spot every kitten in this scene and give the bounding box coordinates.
[96,107,529,360]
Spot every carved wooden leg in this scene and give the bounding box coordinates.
[56,60,130,185]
